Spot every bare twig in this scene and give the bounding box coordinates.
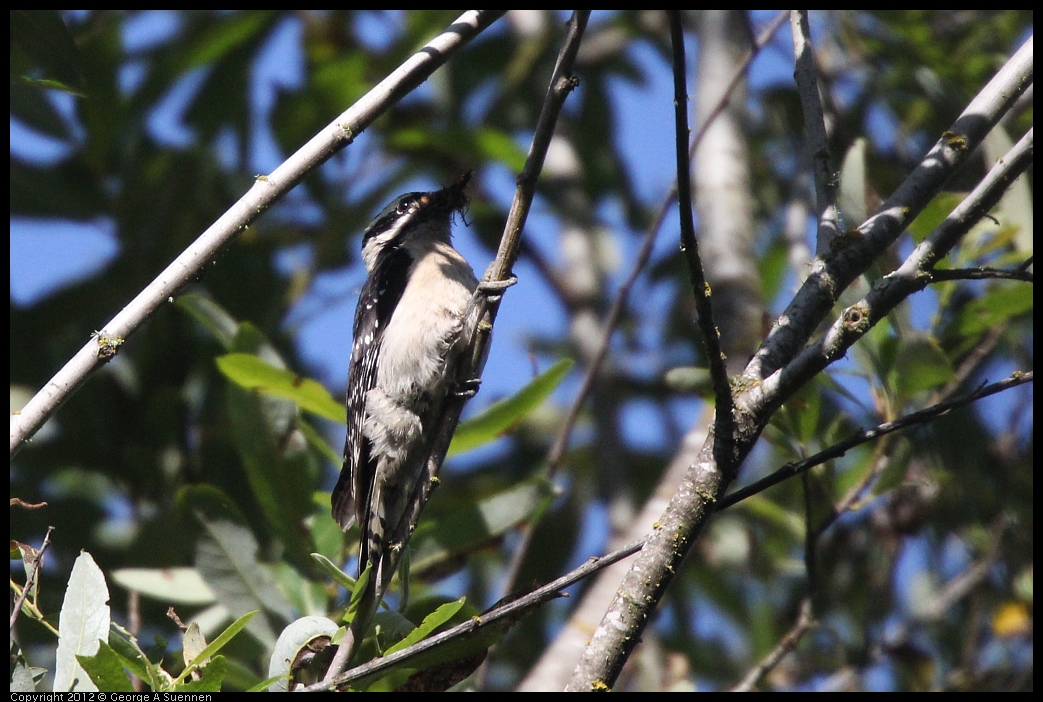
[9,10,508,459]
[732,598,817,691]
[717,371,1033,511]
[503,10,789,612]
[10,526,55,633]
[485,11,592,288]
[928,266,1033,283]
[667,11,734,456]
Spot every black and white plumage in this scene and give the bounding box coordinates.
[332,175,478,617]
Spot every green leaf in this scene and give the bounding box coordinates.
[176,611,259,685]
[908,192,964,242]
[175,11,277,72]
[175,293,241,350]
[108,623,168,690]
[384,598,466,656]
[179,655,227,692]
[955,284,1033,338]
[474,128,528,172]
[298,417,341,465]
[76,641,135,692]
[217,352,345,422]
[311,552,357,592]
[449,358,574,455]
[346,563,373,623]
[10,11,86,96]
[220,328,323,576]
[890,333,954,401]
[55,551,110,692]
[352,597,500,692]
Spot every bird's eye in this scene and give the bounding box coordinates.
[396,198,414,215]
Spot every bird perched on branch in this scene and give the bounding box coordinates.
[331,173,479,667]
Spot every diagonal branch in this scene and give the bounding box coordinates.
[517,14,789,690]
[10,525,55,634]
[761,127,1033,409]
[303,537,646,692]
[388,10,592,589]
[9,10,508,459]
[318,10,593,690]
[717,371,1034,511]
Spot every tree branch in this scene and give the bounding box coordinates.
[10,525,54,634]
[303,537,646,692]
[321,10,592,688]
[717,371,1033,511]
[928,265,1033,283]
[667,11,734,454]
[761,128,1033,409]
[506,13,789,650]
[791,10,842,254]
[9,9,508,458]
[745,36,1033,384]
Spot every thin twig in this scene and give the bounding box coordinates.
[731,598,817,692]
[717,371,1033,511]
[9,10,508,459]
[409,7,592,601]
[486,11,592,286]
[667,10,734,467]
[10,526,55,633]
[321,11,593,688]
[929,266,1033,283]
[790,10,842,253]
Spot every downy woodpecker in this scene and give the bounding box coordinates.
[332,174,478,636]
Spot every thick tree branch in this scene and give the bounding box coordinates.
[745,36,1032,384]
[760,128,1033,410]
